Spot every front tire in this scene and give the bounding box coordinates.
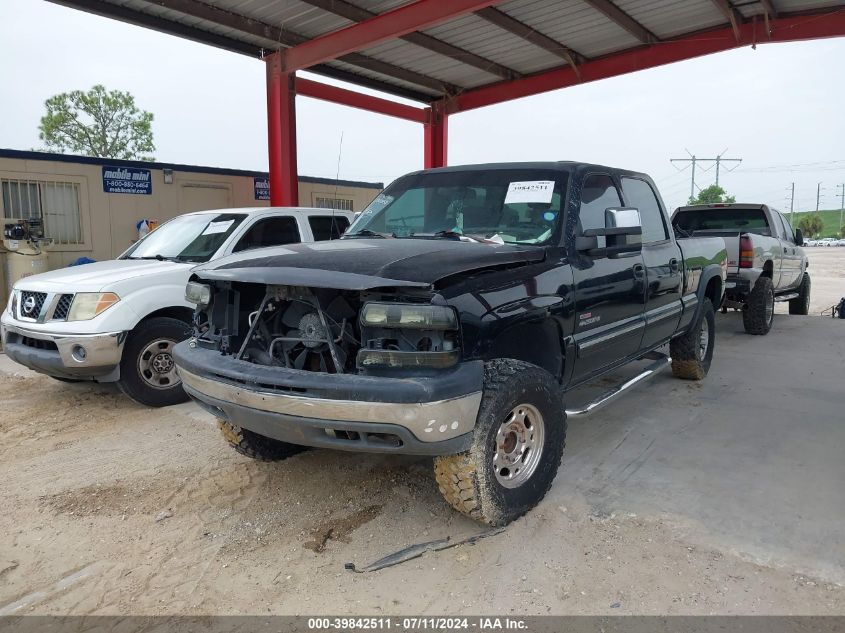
[670,298,715,380]
[788,273,811,315]
[117,317,191,407]
[743,276,775,335]
[433,359,566,526]
[218,420,307,462]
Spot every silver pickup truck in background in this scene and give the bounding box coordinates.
[672,203,810,335]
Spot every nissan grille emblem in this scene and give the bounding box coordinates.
[22,296,37,315]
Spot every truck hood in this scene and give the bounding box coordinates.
[12,259,192,293]
[193,239,545,290]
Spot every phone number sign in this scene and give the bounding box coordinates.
[102,166,152,195]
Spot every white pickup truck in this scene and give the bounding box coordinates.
[1,207,354,406]
[672,203,810,335]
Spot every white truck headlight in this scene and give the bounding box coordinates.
[185,282,212,307]
[360,302,457,330]
[67,292,120,321]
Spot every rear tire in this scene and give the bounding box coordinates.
[743,276,775,335]
[788,273,811,315]
[218,420,307,462]
[433,359,566,526]
[670,298,715,381]
[117,317,191,407]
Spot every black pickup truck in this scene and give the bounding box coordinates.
[173,162,727,526]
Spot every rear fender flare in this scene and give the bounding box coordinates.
[681,265,724,336]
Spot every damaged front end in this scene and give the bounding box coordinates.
[186,281,461,374]
[173,278,483,455]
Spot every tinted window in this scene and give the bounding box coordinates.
[672,209,771,236]
[309,215,350,241]
[778,213,795,243]
[233,216,300,252]
[621,177,668,243]
[579,174,622,232]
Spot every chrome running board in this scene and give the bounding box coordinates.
[565,352,671,419]
[774,292,799,302]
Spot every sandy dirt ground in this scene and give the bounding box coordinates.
[0,250,842,616]
[775,247,844,315]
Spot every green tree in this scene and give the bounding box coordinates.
[39,85,154,160]
[688,184,736,206]
[796,214,824,238]
[840,224,845,238]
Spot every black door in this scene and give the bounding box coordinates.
[620,176,683,349]
[571,173,646,382]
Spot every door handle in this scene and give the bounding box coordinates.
[669,258,679,272]
[632,263,645,278]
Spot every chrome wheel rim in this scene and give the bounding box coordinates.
[699,321,710,360]
[493,403,545,489]
[765,289,774,324]
[138,338,180,390]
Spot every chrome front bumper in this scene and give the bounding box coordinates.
[178,367,482,444]
[1,320,126,379]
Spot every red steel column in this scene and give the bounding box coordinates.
[423,102,447,169]
[266,53,299,206]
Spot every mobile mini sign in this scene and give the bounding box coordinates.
[253,177,270,201]
[102,166,152,195]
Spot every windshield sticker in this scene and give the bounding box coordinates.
[504,181,555,205]
[202,219,235,235]
[543,211,557,222]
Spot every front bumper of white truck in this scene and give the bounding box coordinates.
[1,317,126,381]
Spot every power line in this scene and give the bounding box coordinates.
[670,149,742,200]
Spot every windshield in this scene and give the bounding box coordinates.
[347,169,567,245]
[121,213,247,263]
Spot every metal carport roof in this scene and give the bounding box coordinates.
[44,0,845,205]
[48,0,845,105]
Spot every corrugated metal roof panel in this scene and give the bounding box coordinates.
[497,0,643,58]
[326,57,442,96]
[421,13,564,75]
[776,0,845,10]
[362,38,503,88]
[614,0,726,39]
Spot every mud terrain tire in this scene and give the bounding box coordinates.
[743,276,775,335]
[670,298,715,380]
[788,273,811,315]
[433,359,566,526]
[218,420,307,462]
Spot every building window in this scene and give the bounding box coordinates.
[314,196,354,212]
[1,179,83,245]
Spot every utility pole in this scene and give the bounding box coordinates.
[788,182,795,223]
[837,183,844,237]
[714,149,742,186]
[816,182,824,212]
[671,149,742,202]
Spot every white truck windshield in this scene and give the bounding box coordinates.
[122,213,246,263]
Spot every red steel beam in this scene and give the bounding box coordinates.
[446,11,845,113]
[266,54,299,206]
[280,0,499,72]
[423,103,448,168]
[295,77,427,123]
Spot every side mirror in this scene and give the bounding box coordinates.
[576,207,643,258]
[794,228,804,246]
